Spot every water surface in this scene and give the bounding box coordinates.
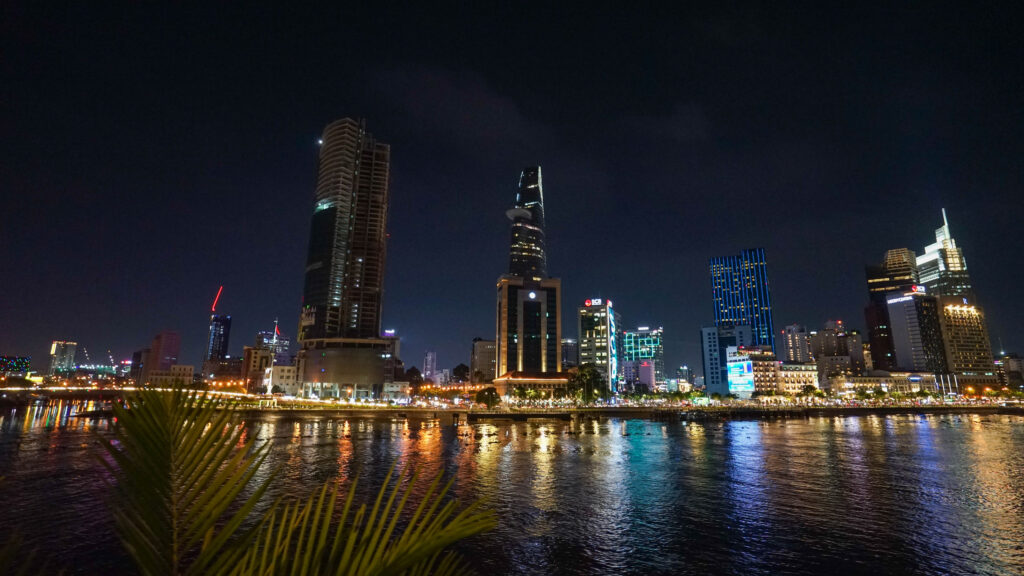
[1,401,1022,575]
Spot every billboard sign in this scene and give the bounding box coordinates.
[727,360,755,394]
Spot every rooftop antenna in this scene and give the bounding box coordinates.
[942,208,949,229]
[211,285,224,312]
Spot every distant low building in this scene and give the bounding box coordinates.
[262,365,299,395]
[777,363,819,394]
[381,380,410,402]
[825,371,936,395]
[148,365,194,387]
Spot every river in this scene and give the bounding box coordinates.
[1,400,1023,575]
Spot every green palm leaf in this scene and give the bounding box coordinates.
[232,467,496,576]
[98,388,272,576]
[99,387,495,576]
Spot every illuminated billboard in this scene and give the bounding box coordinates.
[727,360,755,395]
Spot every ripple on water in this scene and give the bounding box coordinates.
[1,408,1024,574]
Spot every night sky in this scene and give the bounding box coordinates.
[3,5,1022,375]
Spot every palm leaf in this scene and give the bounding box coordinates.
[232,467,496,576]
[98,387,272,576]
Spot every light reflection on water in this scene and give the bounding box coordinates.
[1,404,1023,575]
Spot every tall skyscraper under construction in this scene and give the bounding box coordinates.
[296,118,397,399]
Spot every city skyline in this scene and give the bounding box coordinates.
[4,6,1023,377]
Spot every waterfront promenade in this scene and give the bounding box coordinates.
[3,387,1021,421]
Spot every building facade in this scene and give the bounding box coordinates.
[295,118,394,397]
[299,118,390,341]
[578,298,620,392]
[256,328,291,365]
[470,338,496,381]
[917,210,973,298]
[262,365,299,395]
[709,248,775,351]
[809,320,866,378]
[701,324,753,397]
[938,296,994,377]
[495,167,562,381]
[780,324,811,363]
[621,326,665,385]
[561,338,579,370]
[148,365,194,387]
[423,351,437,382]
[206,314,231,363]
[49,341,77,375]
[885,289,946,373]
[864,248,920,371]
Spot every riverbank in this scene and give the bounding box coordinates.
[230,404,1024,422]
[4,389,1021,421]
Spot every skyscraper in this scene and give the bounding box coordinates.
[295,118,397,399]
[578,298,620,392]
[299,118,390,341]
[49,341,77,375]
[709,249,775,352]
[507,167,547,280]
[495,167,562,379]
[206,315,231,362]
[621,326,665,385]
[864,248,921,371]
[885,289,947,373]
[917,209,973,298]
[938,296,994,377]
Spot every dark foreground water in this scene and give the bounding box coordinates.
[2,401,1023,575]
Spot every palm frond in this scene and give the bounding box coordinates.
[98,387,272,576]
[233,467,496,576]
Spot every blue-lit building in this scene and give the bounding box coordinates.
[206,314,232,362]
[709,248,775,352]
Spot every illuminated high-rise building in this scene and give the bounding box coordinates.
[709,249,775,352]
[938,296,994,377]
[884,290,946,373]
[295,118,397,399]
[495,167,562,379]
[206,315,231,362]
[780,324,811,363]
[917,210,973,298]
[577,298,620,392]
[256,327,291,365]
[299,118,390,341]
[621,326,665,384]
[864,248,920,371]
[507,167,547,280]
[49,341,77,375]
